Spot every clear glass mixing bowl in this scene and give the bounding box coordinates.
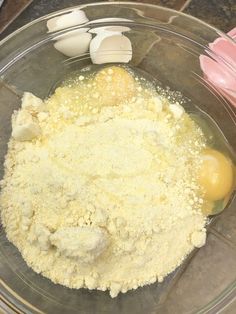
[0,2,235,313]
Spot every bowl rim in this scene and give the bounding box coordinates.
[0,1,234,47]
[0,2,236,314]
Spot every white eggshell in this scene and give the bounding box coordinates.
[89,26,131,34]
[54,29,92,57]
[90,33,132,64]
[54,28,90,40]
[47,10,89,32]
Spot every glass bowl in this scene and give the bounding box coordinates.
[0,2,235,313]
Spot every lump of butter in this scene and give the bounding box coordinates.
[21,92,45,114]
[12,110,41,141]
[190,230,206,248]
[169,103,185,119]
[50,226,108,262]
[11,92,44,141]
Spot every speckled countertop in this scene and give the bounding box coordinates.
[0,0,236,39]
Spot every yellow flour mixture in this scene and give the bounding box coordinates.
[0,66,208,297]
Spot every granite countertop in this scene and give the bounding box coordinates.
[0,0,235,39]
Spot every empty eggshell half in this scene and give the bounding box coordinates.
[89,26,131,34]
[54,28,92,57]
[47,10,89,32]
[90,32,132,64]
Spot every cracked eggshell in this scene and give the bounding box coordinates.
[54,28,92,57]
[47,10,89,32]
[89,25,131,34]
[90,33,132,64]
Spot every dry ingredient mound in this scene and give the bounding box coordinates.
[0,66,207,298]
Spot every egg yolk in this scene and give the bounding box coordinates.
[201,200,214,216]
[94,66,135,106]
[198,148,234,201]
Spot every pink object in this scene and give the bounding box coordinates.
[228,28,236,39]
[200,27,236,107]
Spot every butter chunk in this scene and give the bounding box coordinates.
[191,230,206,248]
[21,92,46,114]
[169,103,185,119]
[12,110,41,141]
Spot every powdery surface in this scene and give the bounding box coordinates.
[0,68,207,297]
